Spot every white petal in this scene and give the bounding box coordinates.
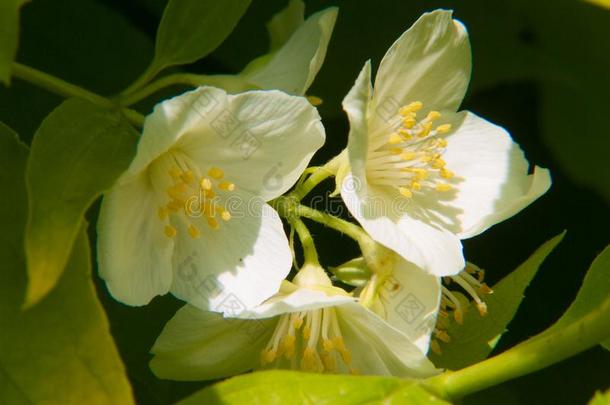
[370,10,471,131]
[266,0,305,51]
[150,305,274,381]
[237,288,354,319]
[378,258,441,353]
[338,303,439,377]
[243,7,338,95]
[343,61,373,181]
[170,197,292,313]
[442,112,552,238]
[97,173,173,305]
[342,178,465,276]
[170,87,325,201]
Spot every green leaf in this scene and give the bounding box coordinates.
[585,0,610,9]
[25,98,138,307]
[431,232,566,370]
[589,390,610,405]
[152,0,251,73]
[178,370,452,405]
[539,244,610,347]
[0,0,26,85]
[0,124,134,404]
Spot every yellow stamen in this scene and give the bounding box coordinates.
[208,167,224,179]
[181,170,194,184]
[188,224,200,239]
[388,133,403,144]
[436,124,452,134]
[164,225,177,238]
[436,183,452,192]
[399,187,413,198]
[218,181,235,191]
[307,95,323,106]
[206,217,219,230]
[426,110,441,121]
[200,178,212,190]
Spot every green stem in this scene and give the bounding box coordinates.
[289,217,319,266]
[11,62,145,127]
[291,150,346,201]
[294,204,369,246]
[427,298,610,399]
[119,64,161,101]
[117,73,252,106]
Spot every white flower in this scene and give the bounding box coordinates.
[360,253,442,355]
[340,10,551,277]
[97,86,325,311]
[240,1,338,96]
[150,264,439,380]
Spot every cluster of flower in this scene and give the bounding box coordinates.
[97,9,550,380]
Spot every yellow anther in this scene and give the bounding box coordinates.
[203,189,216,199]
[454,308,464,325]
[167,184,186,200]
[398,129,414,139]
[435,330,451,343]
[321,354,336,371]
[431,340,442,355]
[399,187,413,198]
[426,111,441,121]
[164,225,177,238]
[432,158,446,169]
[302,347,317,370]
[402,101,423,113]
[400,152,417,161]
[262,349,276,365]
[339,349,352,364]
[477,302,488,316]
[200,177,212,190]
[219,181,235,191]
[188,224,200,239]
[420,154,434,163]
[208,167,224,179]
[167,199,183,212]
[411,181,422,191]
[479,283,493,295]
[436,123,452,134]
[436,138,448,148]
[332,336,346,351]
[282,335,296,359]
[407,168,428,180]
[418,122,433,137]
[389,148,403,155]
[436,183,453,192]
[220,210,231,221]
[307,95,323,106]
[403,117,416,128]
[440,168,454,179]
[322,339,334,352]
[302,325,311,340]
[388,133,403,144]
[158,207,169,220]
[169,167,182,179]
[181,170,195,184]
[206,217,219,230]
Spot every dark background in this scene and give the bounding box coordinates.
[1,0,608,403]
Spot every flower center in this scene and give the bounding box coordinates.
[157,158,236,239]
[260,307,358,374]
[367,101,456,199]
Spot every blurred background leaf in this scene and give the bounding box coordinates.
[0,126,134,405]
[24,98,138,307]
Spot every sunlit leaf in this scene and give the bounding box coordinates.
[178,370,452,405]
[431,232,566,370]
[585,0,610,9]
[0,0,26,85]
[151,0,251,73]
[25,98,138,307]
[0,124,134,404]
[589,390,610,405]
